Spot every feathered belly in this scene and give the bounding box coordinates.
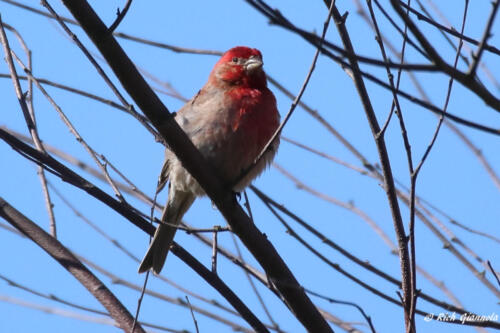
[169,87,279,196]
[170,117,278,196]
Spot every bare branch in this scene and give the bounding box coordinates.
[0,14,58,237]
[389,0,500,112]
[108,0,133,33]
[0,197,146,333]
[305,288,377,333]
[487,261,500,287]
[396,0,500,57]
[467,0,499,76]
[185,296,200,333]
[0,276,180,332]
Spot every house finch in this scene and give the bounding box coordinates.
[138,46,280,274]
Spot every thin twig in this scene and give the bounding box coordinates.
[366,10,416,322]
[1,23,58,237]
[48,182,139,260]
[230,233,283,333]
[282,136,369,175]
[185,296,200,333]
[394,0,500,57]
[0,294,183,333]
[78,256,259,333]
[305,288,377,333]
[371,0,428,58]
[0,274,109,316]
[10,52,127,202]
[467,0,499,76]
[40,0,161,144]
[132,272,149,333]
[211,227,218,274]
[447,217,500,245]
[396,190,500,298]
[413,0,469,177]
[273,163,396,250]
[0,275,180,332]
[0,15,58,237]
[413,1,470,67]
[108,0,133,33]
[419,0,500,92]
[0,295,116,327]
[486,261,500,287]
[417,0,468,328]
[389,0,500,112]
[45,180,244,320]
[407,4,470,324]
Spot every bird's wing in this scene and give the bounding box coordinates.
[175,88,219,137]
[156,157,170,194]
[156,91,207,194]
[156,87,227,194]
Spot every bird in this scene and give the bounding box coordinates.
[138,46,280,274]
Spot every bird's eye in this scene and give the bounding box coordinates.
[232,57,238,63]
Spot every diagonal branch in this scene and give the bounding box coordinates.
[389,0,500,112]
[0,197,146,333]
[395,0,500,57]
[108,0,133,33]
[55,1,332,331]
[315,0,412,330]
[0,14,58,237]
[467,0,499,76]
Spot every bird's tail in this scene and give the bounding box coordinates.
[138,189,195,274]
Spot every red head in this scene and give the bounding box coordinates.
[209,46,267,89]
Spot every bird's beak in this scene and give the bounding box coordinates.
[244,56,263,73]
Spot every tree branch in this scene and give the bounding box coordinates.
[0,197,146,333]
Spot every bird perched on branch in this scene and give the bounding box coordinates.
[138,46,280,274]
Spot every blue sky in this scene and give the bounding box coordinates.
[0,1,499,332]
